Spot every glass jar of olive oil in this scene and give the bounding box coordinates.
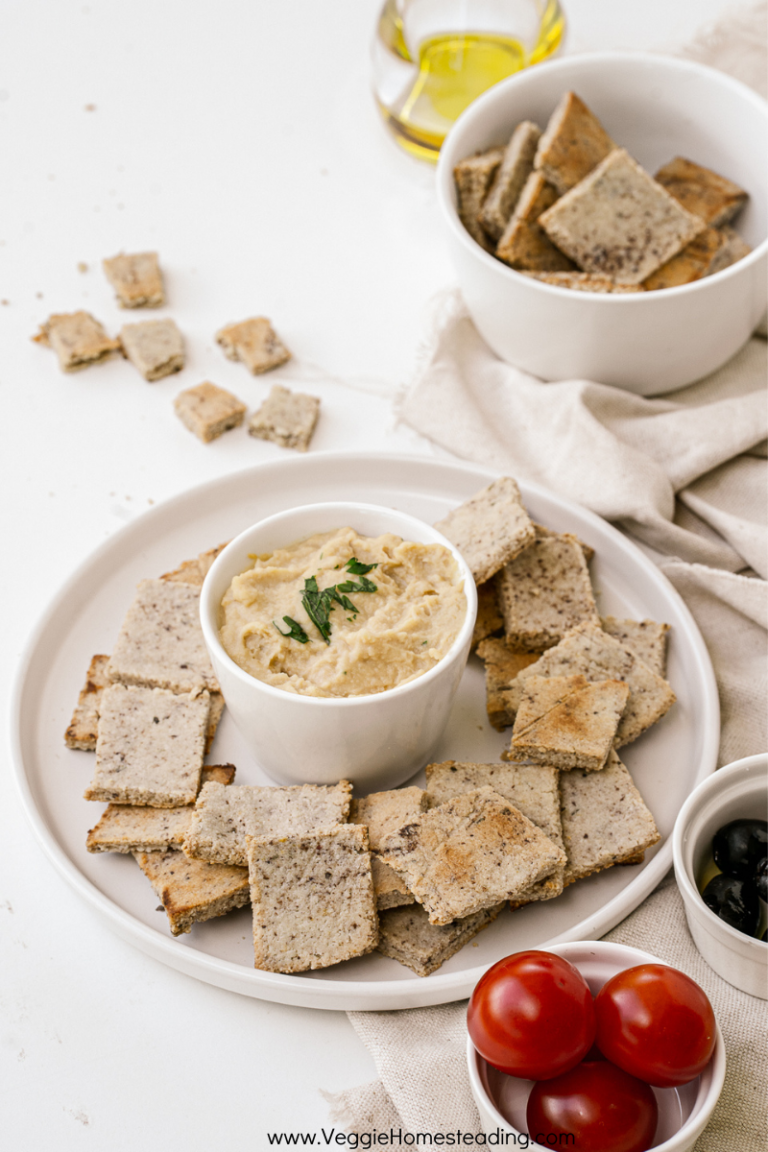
[372,0,565,161]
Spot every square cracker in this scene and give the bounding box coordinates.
[84,684,209,806]
[425,760,564,901]
[496,531,600,652]
[378,786,565,925]
[539,149,705,285]
[654,156,747,228]
[504,623,676,746]
[505,674,630,771]
[247,824,378,973]
[643,226,750,290]
[472,577,503,650]
[600,617,669,678]
[103,251,165,308]
[160,543,229,586]
[86,764,236,853]
[433,476,535,586]
[215,317,291,374]
[479,121,541,241]
[174,381,246,442]
[475,638,539,731]
[453,148,504,251]
[65,654,111,749]
[349,787,427,910]
[560,750,660,884]
[33,312,120,372]
[184,779,353,866]
[248,384,320,452]
[135,849,249,936]
[534,92,615,195]
[107,578,219,693]
[119,319,184,381]
[377,901,504,976]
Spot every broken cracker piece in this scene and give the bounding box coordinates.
[539,149,705,285]
[378,786,565,925]
[86,764,236,854]
[453,148,504,251]
[476,637,540,731]
[560,750,660,885]
[135,848,249,936]
[65,654,111,750]
[654,156,748,228]
[472,577,503,650]
[184,779,353,866]
[33,312,120,372]
[480,122,541,241]
[496,532,600,652]
[84,684,209,806]
[215,317,291,374]
[349,787,426,911]
[103,251,165,308]
[377,901,504,976]
[174,381,246,442]
[107,577,219,693]
[434,476,535,585]
[248,384,320,452]
[505,623,676,746]
[120,318,184,381]
[505,673,630,771]
[247,824,378,973]
[160,543,229,586]
[534,92,616,195]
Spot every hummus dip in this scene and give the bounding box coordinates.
[218,528,467,698]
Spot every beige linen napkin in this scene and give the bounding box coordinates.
[327,4,768,1147]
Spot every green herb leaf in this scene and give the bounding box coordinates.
[337,575,378,594]
[301,576,334,644]
[346,557,378,576]
[329,588,359,614]
[274,616,310,644]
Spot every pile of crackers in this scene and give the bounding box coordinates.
[455,91,750,290]
[67,476,671,978]
[33,252,320,450]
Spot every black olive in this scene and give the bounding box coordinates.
[712,819,768,879]
[755,857,768,903]
[701,874,759,936]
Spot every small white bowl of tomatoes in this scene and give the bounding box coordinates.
[467,941,725,1152]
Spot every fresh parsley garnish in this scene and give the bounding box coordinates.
[345,557,378,576]
[337,574,378,594]
[274,616,310,644]
[301,576,334,645]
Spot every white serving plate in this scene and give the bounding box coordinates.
[11,453,719,1010]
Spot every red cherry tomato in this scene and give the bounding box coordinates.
[467,951,595,1080]
[595,964,716,1088]
[526,1060,658,1152]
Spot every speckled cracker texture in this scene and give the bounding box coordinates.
[539,149,705,285]
[560,750,660,884]
[215,317,291,374]
[600,617,670,678]
[33,311,120,371]
[349,787,426,910]
[135,849,249,936]
[378,786,565,925]
[377,901,504,976]
[248,384,320,452]
[65,654,111,750]
[479,121,541,241]
[103,251,165,308]
[84,684,208,806]
[505,674,630,770]
[173,381,246,442]
[534,91,615,195]
[434,476,535,585]
[120,319,184,381]
[654,156,747,228]
[453,148,504,251]
[247,824,378,973]
[107,578,219,693]
[475,638,539,731]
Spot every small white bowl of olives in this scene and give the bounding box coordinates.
[673,753,767,999]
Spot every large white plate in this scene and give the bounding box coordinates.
[11,453,719,1010]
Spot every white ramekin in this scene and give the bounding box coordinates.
[199,502,477,791]
[437,52,768,395]
[467,940,725,1151]
[673,752,768,999]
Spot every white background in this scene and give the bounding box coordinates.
[0,1,735,1147]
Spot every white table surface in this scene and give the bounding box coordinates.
[1,1,733,1146]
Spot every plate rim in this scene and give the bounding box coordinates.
[10,451,720,1010]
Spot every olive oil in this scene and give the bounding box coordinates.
[373,0,565,161]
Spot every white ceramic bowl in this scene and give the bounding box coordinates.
[673,752,768,999]
[199,502,477,791]
[437,52,768,395]
[468,940,725,1151]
